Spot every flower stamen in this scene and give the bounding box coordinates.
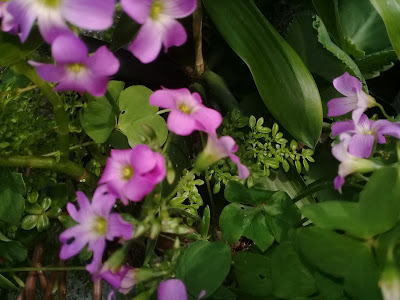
[122,166,134,181]
[150,0,163,20]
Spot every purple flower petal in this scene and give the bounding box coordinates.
[52,34,88,64]
[158,279,187,300]
[143,152,166,184]
[86,76,110,97]
[376,121,400,140]
[230,154,250,179]
[7,0,36,42]
[348,133,375,158]
[334,175,345,192]
[106,213,133,240]
[331,120,355,137]
[86,238,106,278]
[331,134,352,162]
[149,89,177,108]
[66,202,81,223]
[192,106,223,134]
[162,19,187,50]
[28,62,66,83]
[351,107,366,125]
[59,226,88,259]
[124,175,156,202]
[53,78,87,94]
[86,46,120,76]
[167,110,198,135]
[91,185,116,217]
[163,0,197,18]
[120,0,152,24]
[131,145,158,174]
[333,72,362,96]
[128,21,163,64]
[37,12,70,43]
[327,97,358,117]
[76,191,91,211]
[62,0,116,30]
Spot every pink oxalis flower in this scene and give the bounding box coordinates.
[150,88,223,136]
[5,0,116,43]
[59,186,133,277]
[332,114,400,158]
[102,265,136,297]
[99,145,166,204]
[121,0,197,63]
[158,279,206,300]
[195,135,250,179]
[332,134,382,192]
[29,34,119,97]
[328,73,376,124]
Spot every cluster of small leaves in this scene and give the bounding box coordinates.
[211,110,315,190]
[169,170,204,225]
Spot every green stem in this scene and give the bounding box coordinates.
[375,102,393,120]
[42,141,96,157]
[12,62,70,161]
[168,208,202,223]
[0,266,86,273]
[156,109,171,115]
[0,155,96,184]
[161,132,173,155]
[292,181,332,203]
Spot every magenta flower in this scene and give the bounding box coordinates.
[332,134,382,192]
[121,0,197,63]
[195,134,250,179]
[0,2,17,34]
[158,279,206,300]
[150,88,222,136]
[6,0,115,43]
[102,265,136,295]
[59,186,133,277]
[99,145,166,205]
[29,34,119,97]
[328,73,376,124]
[332,114,400,158]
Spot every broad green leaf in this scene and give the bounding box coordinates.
[0,168,25,225]
[295,227,381,300]
[313,16,367,88]
[0,239,27,263]
[285,13,348,83]
[203,0,322,148]
[220,183,301,251]
[118,86,168,146]
[46,183,68,209]
[110,13,140,52]
[369,0,400,59]
[80,95,116,143]
[355,49,398,79]
[0,30,43,68]
[339,0,391,54]
[104,80,125,109]
[233,252,272,297]
[314,272,345,300]
[270,243,316,298]
[175,241,231,299]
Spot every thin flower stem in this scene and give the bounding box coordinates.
[193,0,205,76]
[12,62,70,161]
[0,266,86,273]
[42,141,96,157]
[375,102,393,120]
[16,85,37,95]
[156,109,171,115]
[168,207,202,223]
[0,155,97,184]
[161,132,173,155]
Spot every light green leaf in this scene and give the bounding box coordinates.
[203,0,322,147]
[369,0,400,59]
[175,241,231,299]
[118,86,168,146]
[0,274,17,290]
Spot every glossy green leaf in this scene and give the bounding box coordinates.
[0,30,43,68]
[339,0,391,54]
[271,243,316,298]
[355,49,398,79]
[233,252,272,297]
[369,0,400,59]
[313,16,366,87]
[118,86,168,146]
[175,241,231,299]
[203,0,322,147]
[0,168,25,225]
[200,205,210,239]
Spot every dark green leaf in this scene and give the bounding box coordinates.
[355,49,398,79]
[200,205,210,239]
[110,13,140,52]
[0,274,17,290]
[118,86,168,146]
[0,239,27,263]
[203,0,322,147]
[175,241,231,299]
[0,168,25,225]
[233,252,272,297]
[47,183,68,209]
[224,181,275,205]
[271,243,316,298]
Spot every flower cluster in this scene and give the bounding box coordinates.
[0,0,197,96]
[328,73,400,192]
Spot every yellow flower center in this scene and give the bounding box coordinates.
[365,130,374,135]
[40,0,61,8]
[94,217,107,235]
[67,63,86,73]
[150,0,163,20]
[122,166,134,181]
[178,102,193,114]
